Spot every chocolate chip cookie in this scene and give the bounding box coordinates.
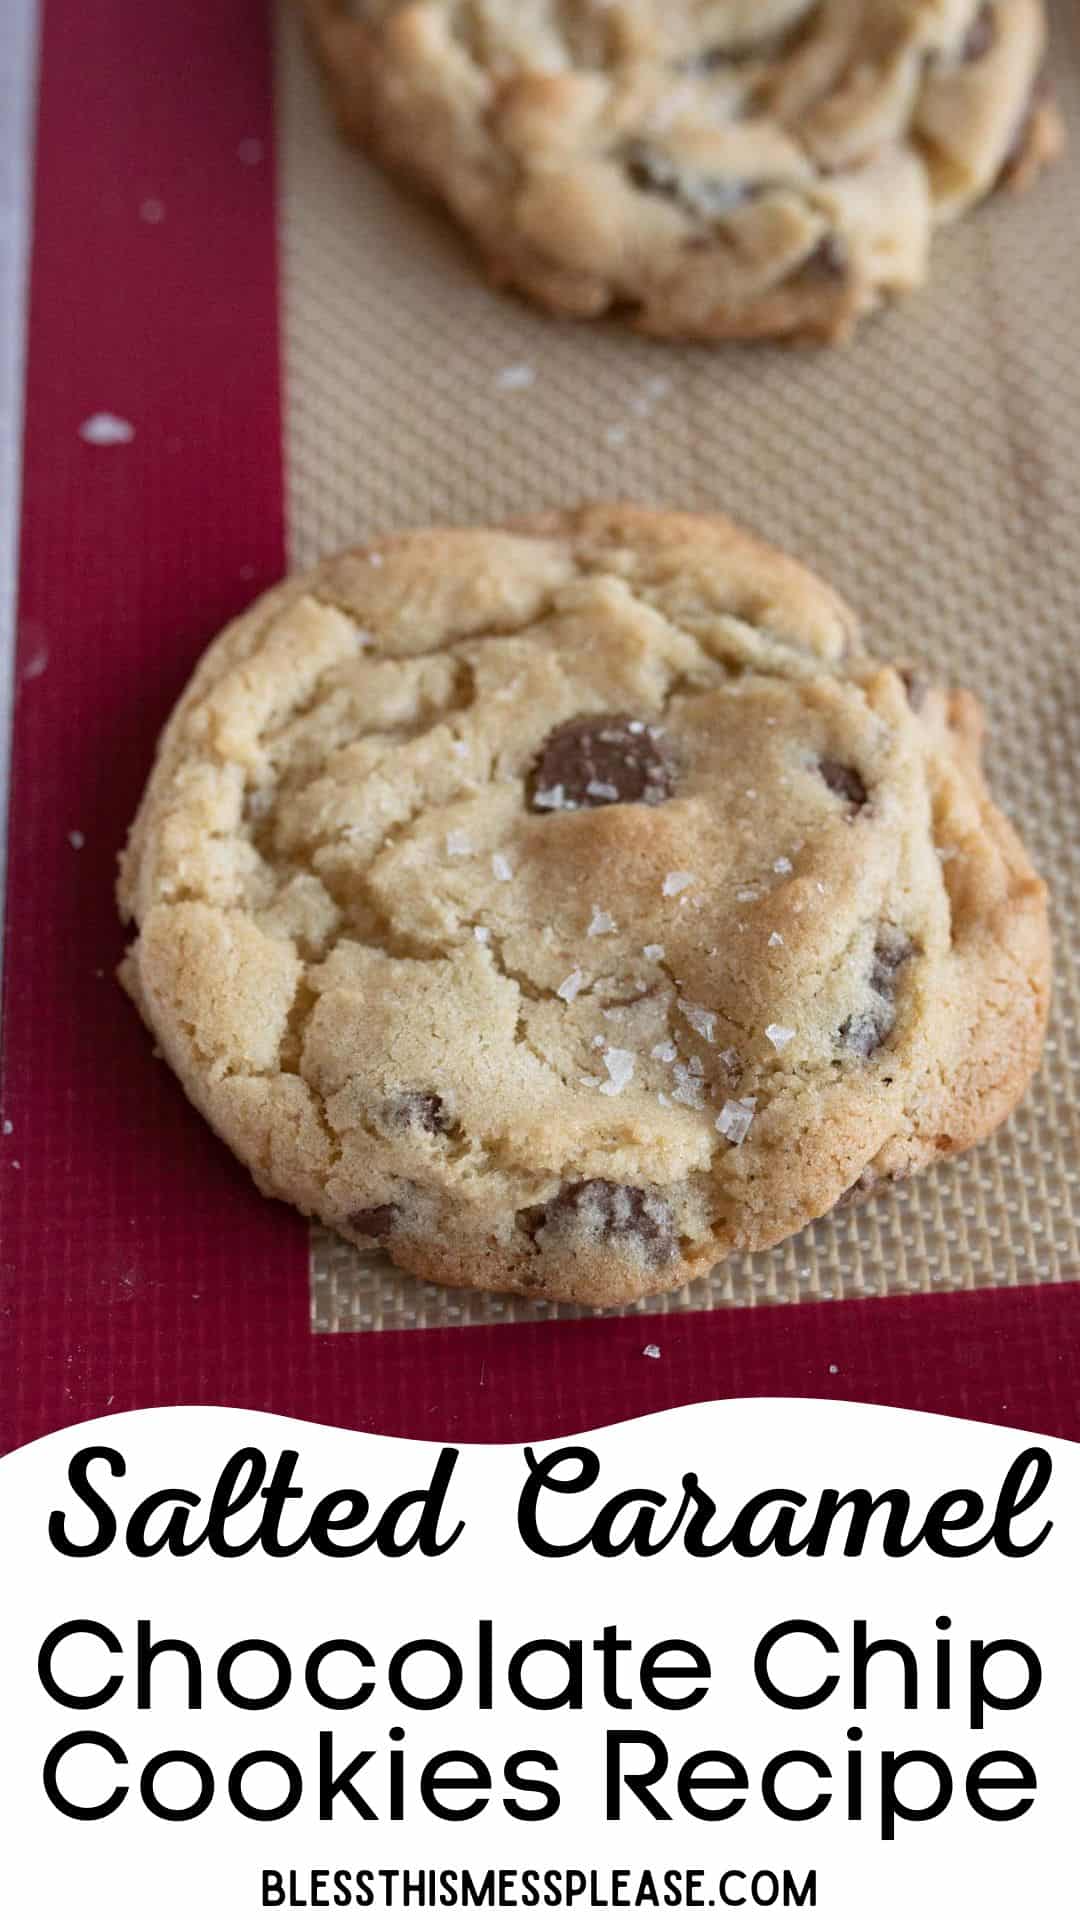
[300,0,1064,344]
[118,506,1050,1305]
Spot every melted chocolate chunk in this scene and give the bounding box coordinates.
[386,1092,449,1135]
[348,1204,399,1241]
[820,759,868,811]
[528,715,676,812]
[523,1180,676,1264]
[961,5,996,63]
[840,930,914,1058]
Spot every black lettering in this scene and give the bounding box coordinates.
[517,1447,600,1557]
[43,1732,127,1820]
[218,1640,291,1711]
[48,1449,124,1556]
[140,1750,215,1821]
[969,1640,1042,1731]
[503,1750,561,1821]
[761,1752,831,1822]
[319,1733,376,1819]
[137,1620,202,1709]
[965,1751,1037,1821]
[228,1751,303,1820]
[785,1871,817,1908]
[419,1752,491,1821]
[992,1449,1053,1557]
[605,1731,670,1820]
[880,1751,952,1841]
[38,1620,122,1709]
[640,1640,711,1711]
[389,1640,462,1711]
[677,1751,748,1821]
[755,1622,838,1709]
[305,1640,375,1711]
[852,1620,918,1710]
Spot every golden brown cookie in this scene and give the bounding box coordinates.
[118,506,1050,1305]
[300,0,1064,344]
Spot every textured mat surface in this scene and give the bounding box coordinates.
[275,2,1080,1333]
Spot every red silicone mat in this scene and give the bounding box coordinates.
[2,0,1078,1451]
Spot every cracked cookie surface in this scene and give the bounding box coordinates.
[118,505,1050,1305]
[300,0,1063,343]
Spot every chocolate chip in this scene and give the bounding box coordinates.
[870,928,914,996]
[800,235,849,281]
[523,1180,677,1264]
[840,930,914,1058]
[386,1092,449,1135]
[528,715,676,812]
[348,1204,399,1241]
[961,5,996,62]
[819,759,868,811]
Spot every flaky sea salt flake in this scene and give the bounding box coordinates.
[717,1098,756,1145]
[678,999,716,1043]
[491,851,514,881]
[765,1023,795,1051]
[643,944,665,962]
[533,783,571,811]
[599,1048,635,1096]
[768,931,784,948]
[671,1061,706,1109]
[588,906,617,936]
[557,969,585,1003]
[662,870,695,897]
[651,1041,678,1064]
[774,856,793,875]
[642,1343,662,1360]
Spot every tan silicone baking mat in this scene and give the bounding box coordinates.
[275,1,1080,1334]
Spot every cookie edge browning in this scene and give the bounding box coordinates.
[297,0,1063,347]
[887,687,1051,1173]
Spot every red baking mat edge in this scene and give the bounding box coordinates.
[1,0,1078,1455]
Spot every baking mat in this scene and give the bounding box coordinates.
[275,2,1080,1336]
[5,0,1080,1449]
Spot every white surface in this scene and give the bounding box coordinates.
[0,0,39,988]
[1,1402,1073,1918]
